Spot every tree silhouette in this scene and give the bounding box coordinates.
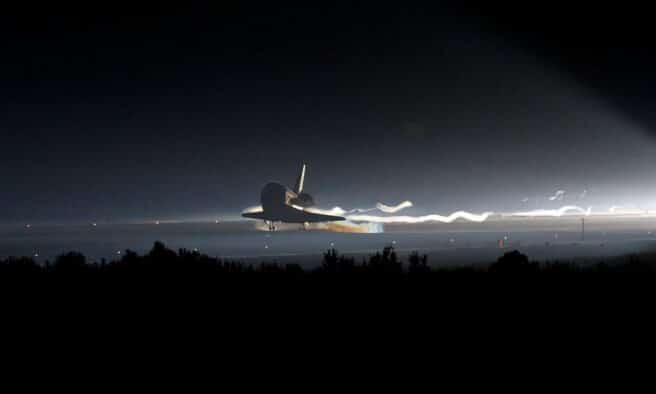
[320,249,357,274]
[1,241,655,278]
[53,252,87,273]
[408,252,430,275]
[366,246,402,275]
[489,250,537,273]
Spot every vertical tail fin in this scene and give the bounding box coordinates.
[294,164,306,194]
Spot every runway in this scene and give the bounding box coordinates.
[1,215,655,267]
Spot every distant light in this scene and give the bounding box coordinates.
[449,238,455,243]
[155,221,160,225]
[504,235,508,241]
[34,253,39,258]
[92,223,97,227]
[117,250,122,255]
[392,240,397,245]
[193,248,199,252]
[215,220,219,224]
[25,224,31,229]
[330,242,334,247]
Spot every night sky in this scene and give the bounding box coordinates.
[2,2,656,223]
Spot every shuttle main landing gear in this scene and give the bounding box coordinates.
[265,221,277,232]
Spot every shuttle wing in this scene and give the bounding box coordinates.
[242,204,345,223]
[291,208,345,223]
[241,211,269,220]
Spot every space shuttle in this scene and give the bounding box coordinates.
[242,164,345,230]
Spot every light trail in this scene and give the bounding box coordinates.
[548,190,565,201]
[346,211,494,224]
[375,201,413,213]
[510,205,591,217]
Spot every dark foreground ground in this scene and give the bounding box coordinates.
[3,241,655,346]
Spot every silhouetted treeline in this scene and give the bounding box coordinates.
[2,241,656,278]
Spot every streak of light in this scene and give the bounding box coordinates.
[346,211,494,223]
[375,201,413,213]
[510,206,591,217]
[548,190,565,201]
[305,201,413,216]
[609,206,645,215]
